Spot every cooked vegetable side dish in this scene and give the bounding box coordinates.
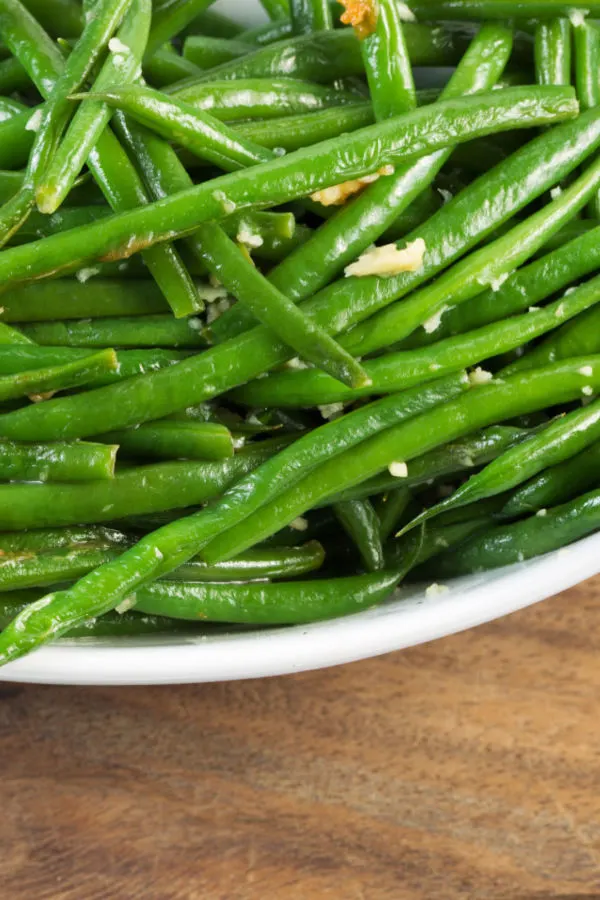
[0,0,598,665]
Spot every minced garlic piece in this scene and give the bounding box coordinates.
[388,461,408,478]
[339,0,378,38]
[425,583,449,598]
[236,226,264,249]
[290,516,309,531]
[579,365,593,376]
[318,402,345,420]
[423,304,449,334]
[345,238,426,278]
[108,37,130,54]
[25,109,43,132]
[311,165,394,206]
[468,367,493,386]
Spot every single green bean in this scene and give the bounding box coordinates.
[196,225,369,388]
[289,0,331,33]
[0,439,118,482]
[0,279,170,321]
[231,102,375,151]
[376,488,412,542]
[425,487,600,578]
[232,273,600,407]
[182,35,255,68]
[203,359,600,563]
[0,347,119,401]
[359,0,416,119]
[18,316,208,349]
[99,421,234,461]
[259,0,289,21]
[501,441,600,517]
[0,345,189,386]
[333,498,384,571]
[22,0,82,38]
[171,541,325,581]
[574,20,600,108]
[182,7,245,38]
[172,76,361,120]
[0,545,121,591]
[0,525,129,553]
[130,569,402,625]
[407,2,600,19]
[535,18,571,86]
[0,440,281,530]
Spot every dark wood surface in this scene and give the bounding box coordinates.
[1,579,600,899]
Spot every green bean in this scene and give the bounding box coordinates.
[0,525,129,553]
[404,395,600,533]
[143,45,203,88]
[0,86,577,289]
[169,24,468,85]
[0,545,121,591]
[239,19,292,44]
[0,593,198,636]
[1,0,203,317]
[504,303,600,374]
[341,149,600,357]
[144,0,216,61]
[289,0,332,33]
[182,35,255,68]
[18,316,208,349]
[0,439,118,482]
[196,226,369,388]
[203,358,600,563]
[36,0,151,215]
[425,487,600,578]
[233,102,375,150]
[0,348,120,401]
[0,345,189,386]
[408,2,600,19]
[359,0,416,119]
[209,25,520,341]
[260,0,289,21]
[22,0,82,38]
[0,107,38,169]
[99,421,234,461]
[232,272,600,407]
[535,19,571,86]
[376,488,411,542]
[0,440,281,530]
[574,20,600,107]
[172,76,361,120]
[129,569,402,624]
[401,223,600,350]
[321,425,534,506]
[501,441,600,517]
[171,542,325,581]
[333,498,384,571]
[0,97,26,121]
[0,279,170,321]
[0,318,31,344]
[387,517,493,575]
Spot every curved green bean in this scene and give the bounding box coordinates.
[143,45,203,88]
[182,35,255,68]
[333,498,384,571]
[504,303,600,374]
[359,0,416,119]
[172,542,325,582]
[144,0,216,60]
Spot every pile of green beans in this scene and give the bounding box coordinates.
[3,0,600,667]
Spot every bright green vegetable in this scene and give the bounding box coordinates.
[99,421,234,461]
[535,19,571,86]
[333,498,384,571]
[0,439,118,482]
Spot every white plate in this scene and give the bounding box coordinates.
[1,0,597,685]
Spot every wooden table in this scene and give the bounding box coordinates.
[1,579,599,900]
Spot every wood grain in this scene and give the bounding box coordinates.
[1,579,600,900]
